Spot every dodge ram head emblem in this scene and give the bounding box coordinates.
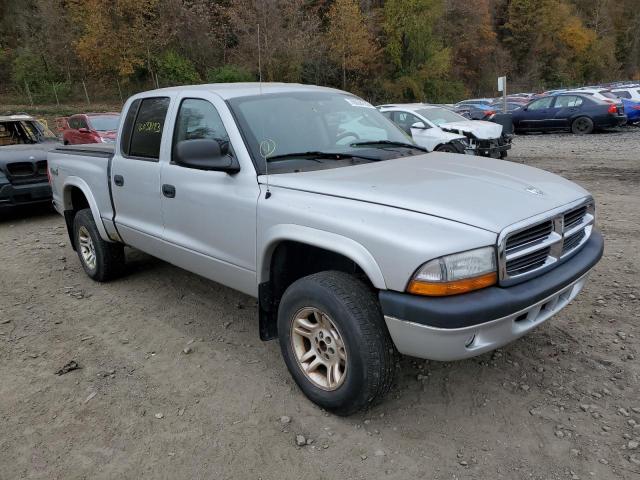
[525,186,544,196]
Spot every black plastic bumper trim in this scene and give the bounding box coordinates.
[379,230,603,329]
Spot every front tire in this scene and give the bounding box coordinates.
[571,116,594,135]
[277,271,396,416]
[435,144,457,153]
[73,208,125,281]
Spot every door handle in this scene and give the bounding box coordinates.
[114,175,124,186]
[162,184,176,198]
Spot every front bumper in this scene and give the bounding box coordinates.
[380,231,603,361]
[465,137,512,157]
[0,180,52,209]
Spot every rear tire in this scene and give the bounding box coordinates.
[73,208,125,282]
[277,271,397,416]
[571,116,594,135]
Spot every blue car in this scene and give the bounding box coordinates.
[511,93,627,134]
[621,98,640,124]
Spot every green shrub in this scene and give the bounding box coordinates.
[155,51,201,86]
[206,65,255,83]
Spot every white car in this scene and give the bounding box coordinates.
[564,88,621,103]
[610,86,640,101]
[378,104,510,158]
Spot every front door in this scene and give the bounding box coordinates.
[111,96,171,250]
[160,95,259,296]
[520,97,555,130]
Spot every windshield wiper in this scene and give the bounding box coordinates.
[350,140,426,151]
[266,151,378,162]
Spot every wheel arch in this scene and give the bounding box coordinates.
[62,178,110,248]
[257,226,387,340]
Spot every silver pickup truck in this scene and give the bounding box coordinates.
[48,83,603,415]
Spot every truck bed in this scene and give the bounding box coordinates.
[49,143,118,241]
[54,144,114,158]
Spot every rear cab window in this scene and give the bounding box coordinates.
[121,97,170,160]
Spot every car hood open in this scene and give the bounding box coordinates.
[262,153,590,233]
[439,120,503,139]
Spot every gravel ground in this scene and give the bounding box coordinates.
[1,127,639,479]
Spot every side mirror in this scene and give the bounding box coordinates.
[411,121,427,130]
[174,139,240,173]
[78,127,90,133]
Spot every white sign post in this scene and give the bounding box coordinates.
[497,76,507,113]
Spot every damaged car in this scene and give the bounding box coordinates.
[0,114,59,211]
[378,104,511,158]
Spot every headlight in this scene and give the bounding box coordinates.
[407,246,497,296]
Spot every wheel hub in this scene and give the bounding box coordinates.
[291,307,347,391]
[78,226,96,270]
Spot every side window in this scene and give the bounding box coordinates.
[393,111,423,134]
[614,91,631,99]
[68,118,78,129]
[555,95,581,108]
[172,98,230,163]
[128,97,170,159]
[528,97,554,110]
[77,117,89,129]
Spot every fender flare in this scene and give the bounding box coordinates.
[62,176,111,241]
[259,224,387,289]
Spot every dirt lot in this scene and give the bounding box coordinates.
[1,128,639,479]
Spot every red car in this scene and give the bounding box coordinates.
[62,113,120,145]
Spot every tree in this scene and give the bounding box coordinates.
[382,0,460,101]
[226,0,321,83]
[68,0,160,78]
[326,0,378,90]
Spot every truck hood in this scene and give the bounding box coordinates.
[439,120,502,139]
[262,153,590,233]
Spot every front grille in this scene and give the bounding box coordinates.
[5,161,47,185]
[507,247,551,276]
[564,206,587,231]
[562,229,586,253]
[6,162,34,177]
[499,200,595,285]
[506,220,553,253]
[36,160,47,175]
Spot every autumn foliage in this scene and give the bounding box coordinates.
[0,0,638,103]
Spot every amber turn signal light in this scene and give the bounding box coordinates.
[407,271,498,296]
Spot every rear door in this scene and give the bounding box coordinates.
[551,95,583,129]
[111,96,171,250]
[159,94,259,295]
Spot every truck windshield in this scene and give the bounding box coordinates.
[228,91,417,174]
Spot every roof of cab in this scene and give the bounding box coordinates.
[140,82,345,100]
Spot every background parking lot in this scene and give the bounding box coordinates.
[1,129,639,479]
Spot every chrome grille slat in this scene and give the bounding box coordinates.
[562,230,586,254]
[498,199,595,286]
[505,220,553,253]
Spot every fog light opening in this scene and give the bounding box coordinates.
[465,334,476,348]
